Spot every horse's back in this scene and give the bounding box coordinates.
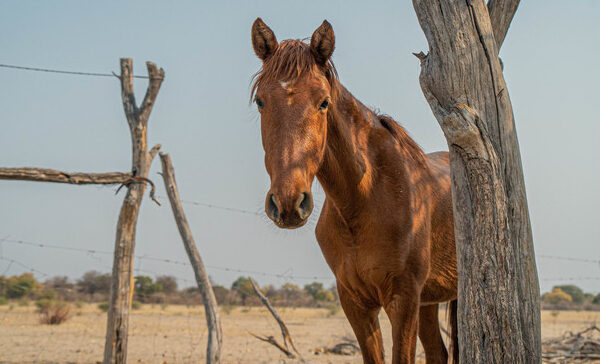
[426,151,449,173]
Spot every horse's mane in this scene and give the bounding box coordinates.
[378,114,427,167]
[251,39,340,101]
[251,40,426,168]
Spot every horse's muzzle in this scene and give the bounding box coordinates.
[266,191,313,229]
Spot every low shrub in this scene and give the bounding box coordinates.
[220,304,235,315]
[325,303,341,317]
[98,302,109,312]
[0,296,8,305]
[131,301,142,310]
[38,300,70,325]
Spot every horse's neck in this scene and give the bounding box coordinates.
[316,86,427,224]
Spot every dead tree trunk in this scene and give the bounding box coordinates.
[159,153,223,364]
[103,58,164,364]
[412,0,541,362]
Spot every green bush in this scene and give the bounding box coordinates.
[554,285,585,304]
[38,289,57,300]
[131,301,142,310]
[7,273,39,299]
[17,298,29,306]
[543,288,573,305]
[74,300,85,309]
[98,302,109,312]
[35,298,52,311]
[0,296,8,305]
[314,290,335,302]
[231,277,255,305]
[134,276,162,301]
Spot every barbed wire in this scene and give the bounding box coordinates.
[4,234,600,285]
[537,254,600,265]
[4,236,600,283]
[0,63,158,79]
[542,277,600,282]
[1,237,333,282]
[0,256,49,278]
[3,238,113,256]
[157,195,263,216]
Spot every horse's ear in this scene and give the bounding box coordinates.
[310,20,335,66]
[252,18,278,61]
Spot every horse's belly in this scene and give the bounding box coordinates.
[420,276,457,305]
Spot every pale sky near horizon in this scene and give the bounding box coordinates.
[1,1,598,294]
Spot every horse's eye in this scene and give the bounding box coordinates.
[256,98,264,109]
[319,100,330,111]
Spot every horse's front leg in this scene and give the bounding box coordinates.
[384,282,421,364]
[338,283,385,364]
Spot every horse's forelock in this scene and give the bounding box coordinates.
[251,40,339,101]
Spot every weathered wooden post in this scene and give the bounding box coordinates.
[412,0,541,362]
[159,153,223,364]
[103,58,164,364]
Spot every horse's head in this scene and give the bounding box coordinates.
[251,18,337,229]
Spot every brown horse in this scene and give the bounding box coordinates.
[251,18,458,364]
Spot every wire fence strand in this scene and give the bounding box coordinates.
[1,237,333,282]
[0,63,159,79]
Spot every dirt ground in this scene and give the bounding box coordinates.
[0,304,597,364]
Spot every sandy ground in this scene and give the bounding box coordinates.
[0,303,598,364]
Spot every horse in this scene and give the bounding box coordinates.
[250,18,458,364]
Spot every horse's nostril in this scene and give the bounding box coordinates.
[297,192,313,219]
[268,194,280,220]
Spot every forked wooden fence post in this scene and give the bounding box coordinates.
[159,152,223,364]
[103,58,164,364]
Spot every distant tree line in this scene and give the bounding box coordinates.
[542,285,600,310]
[0,272,338,308]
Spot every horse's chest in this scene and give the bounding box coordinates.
[316,212,426,306]
[336,248,404,305]
[321,235,404,302]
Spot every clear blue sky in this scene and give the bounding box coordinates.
[1,1,598,293]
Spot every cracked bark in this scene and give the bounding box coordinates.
[412,0,540,362]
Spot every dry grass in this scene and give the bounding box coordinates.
[0,304,597,363]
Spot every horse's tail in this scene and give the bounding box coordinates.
[448,299,459,364]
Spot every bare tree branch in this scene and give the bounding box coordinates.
[148,143,162,163]
[487,0,520,50]
[119,58,138,128]
[248,332,295,358]
[139,62,165,124]
[0,168,131,184]
[250,278,302,360]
